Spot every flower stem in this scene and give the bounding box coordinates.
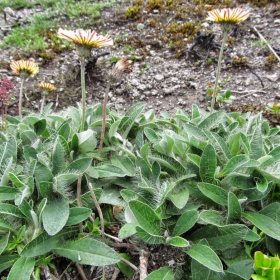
[210,31,228,113]
[80,57,86,132]
[98,83,110,153]
[40,95,45,114]
[19,77,24,117]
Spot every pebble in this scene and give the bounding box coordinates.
[154,74,164,81]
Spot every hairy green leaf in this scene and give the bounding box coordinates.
[217,155,249,178]
[145,267,174,280]
[7,256,35,280]
[197,183,227,206]
[0,186,19,201]
[227,192,242,224]
[129,201,161,235]
[243,212,280,241]
[0,232,10,254]
[53,238,120,265]
[173,210,198,236]
[52,137,66,175]
[167,236,189,247]
[0,255,18,274]
[186,244,223,273]
[42,196,69,235]
[136,226,165,244]
[190,225,249,250]
[199,210,223,226]
[21,228,77,257]
[198,111,225,129]
[199,144,217,184]
[0,203,25,218]
[65,207,91,226]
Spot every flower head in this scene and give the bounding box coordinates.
[10,60,39,78]
[38,82,56,96]
[0,79,14,105]
[109,58,132,83]
[1,79,14,91]
[57,28,113,49]
[0,87,9,104]
[38,82,56,91]
[207,8,250,25]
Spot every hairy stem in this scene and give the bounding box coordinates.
[40,95,45,114]
[98,83,110,153]
[19,77,24,117]
[88,183,104,241]
[77,174,83,233]
[210,31,228,113]
[80,57,86,132]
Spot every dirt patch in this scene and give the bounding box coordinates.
[0,0,280,122]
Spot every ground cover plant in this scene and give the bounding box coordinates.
[1,1,280,280]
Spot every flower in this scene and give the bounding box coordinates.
[57,28,113,49]
[0,87,9,104]
[114,58,132,74]
[38,82,56,92]
[1,79,14,91]
[0,79,14,105]
[206,8,250,25]
[109,58,132,83]
[10,60,39,78]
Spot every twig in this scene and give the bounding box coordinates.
[88,183,106,280]
[98,83,110,153]
[75,263,88,280]
[139,250,149,280]
[120,257,138,271]
[110,242,137,249]
[100,231,123,242]
[42,265,59,280]
[111,267,120,280]
[230,89,268,94]
[247,67,264,88]
[253,27,280,63]
[77,174,83,233]
[88,183,104,241]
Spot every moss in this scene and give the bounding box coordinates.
[37,51,55,64]
[238,0,278,7]
[125,6,141,19]
[227,36,236,47]
[167,21,197,37]
[232,57,249,67]
[264,54,277,70]
[146,0,164,12]
[149,18,156,27]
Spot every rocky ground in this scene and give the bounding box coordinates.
[0,0,280,121]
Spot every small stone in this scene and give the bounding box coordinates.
[137,23,145,30]
[137,84,146,91]
[201,22,209,28]
[131,78,140,86]
[154,74,164,81]
[266,74,279,82]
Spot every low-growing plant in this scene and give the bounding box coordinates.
[252,251,280,279]
[1,101,280,279]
